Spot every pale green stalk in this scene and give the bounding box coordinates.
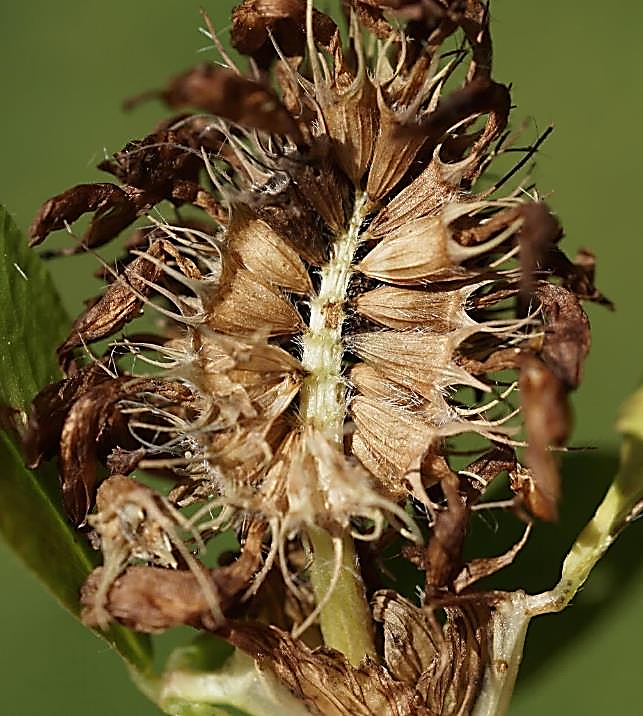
[298,190,376,664]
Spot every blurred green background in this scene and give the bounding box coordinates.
[0,1,641,714]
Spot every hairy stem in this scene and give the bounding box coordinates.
[298,191,375,664]
[299,191,367,442]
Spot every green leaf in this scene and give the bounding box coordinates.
[0,205,153,673]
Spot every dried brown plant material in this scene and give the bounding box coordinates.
[349,330,482,398]
[424,472,469,590]
[372,590,438,684]
[148,64,304,142]
[98,115,225,189]
[221,620,423,716]
[354,283,475,332]
[358,204,522,284]
[231,0,338,66]
[536,282,591,389]
[372,590,490,715]
[254,183,328,265]
[204,256,304,336]
[28,1,604,712]
[57,240,170,367]
[25,361,112,468]
[453,523,532,593]
[519,353,570,521]
[280,156,349,233]
[29,183,153,250]
[227,205,313,294]
[82,501,265,631]
[517,201,563,301]
[82,566,223,632]
[58,377,193,525]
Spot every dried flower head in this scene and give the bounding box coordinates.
[26,1,606,713]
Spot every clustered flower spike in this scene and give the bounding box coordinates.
[26,1,606,713]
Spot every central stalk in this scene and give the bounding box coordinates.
[298,191,375,665]
[299,191,368,438]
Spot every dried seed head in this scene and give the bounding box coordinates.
[27,1,604,712]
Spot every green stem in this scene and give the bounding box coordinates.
[298,190,375,664]
[307,527,376,665]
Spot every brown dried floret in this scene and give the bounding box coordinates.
[226,204,313,294]
[220,619,423,716]
[231,0,339,66]
[29,183,154,250]
[535,282,591,389]
[81,489,266,631]
[56,240,170,368]
[204,255,304,336]
[146,64,304,142]
[518,353,570,522]
[25,361,112,469]
[57,377,193,525]
[372,590,490,715]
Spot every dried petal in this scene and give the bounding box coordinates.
[59,378,193,525]
[453,523,531,593]
[57,240,169,367]
[98,127,208,195]
[424,472,468,590]
[536,283,591,389]
[518,354,570,521]
[231,0,339,65]
[517,202,563,301]
[30,183,153,249]
[154,64,303,141]
[24,362,112,468]
[81,519,266,631]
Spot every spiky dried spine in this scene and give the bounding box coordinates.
[26,1,605,713]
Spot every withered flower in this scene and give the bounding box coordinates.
[26,1,607,714]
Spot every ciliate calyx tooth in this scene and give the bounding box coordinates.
[358,202,524,284]
[350,395,456,500]
[348,330,488,397]
[204,256,304,336]
[226,204,312,294]
[354,284,474,333]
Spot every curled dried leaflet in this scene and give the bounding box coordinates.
[27,1,606,713]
